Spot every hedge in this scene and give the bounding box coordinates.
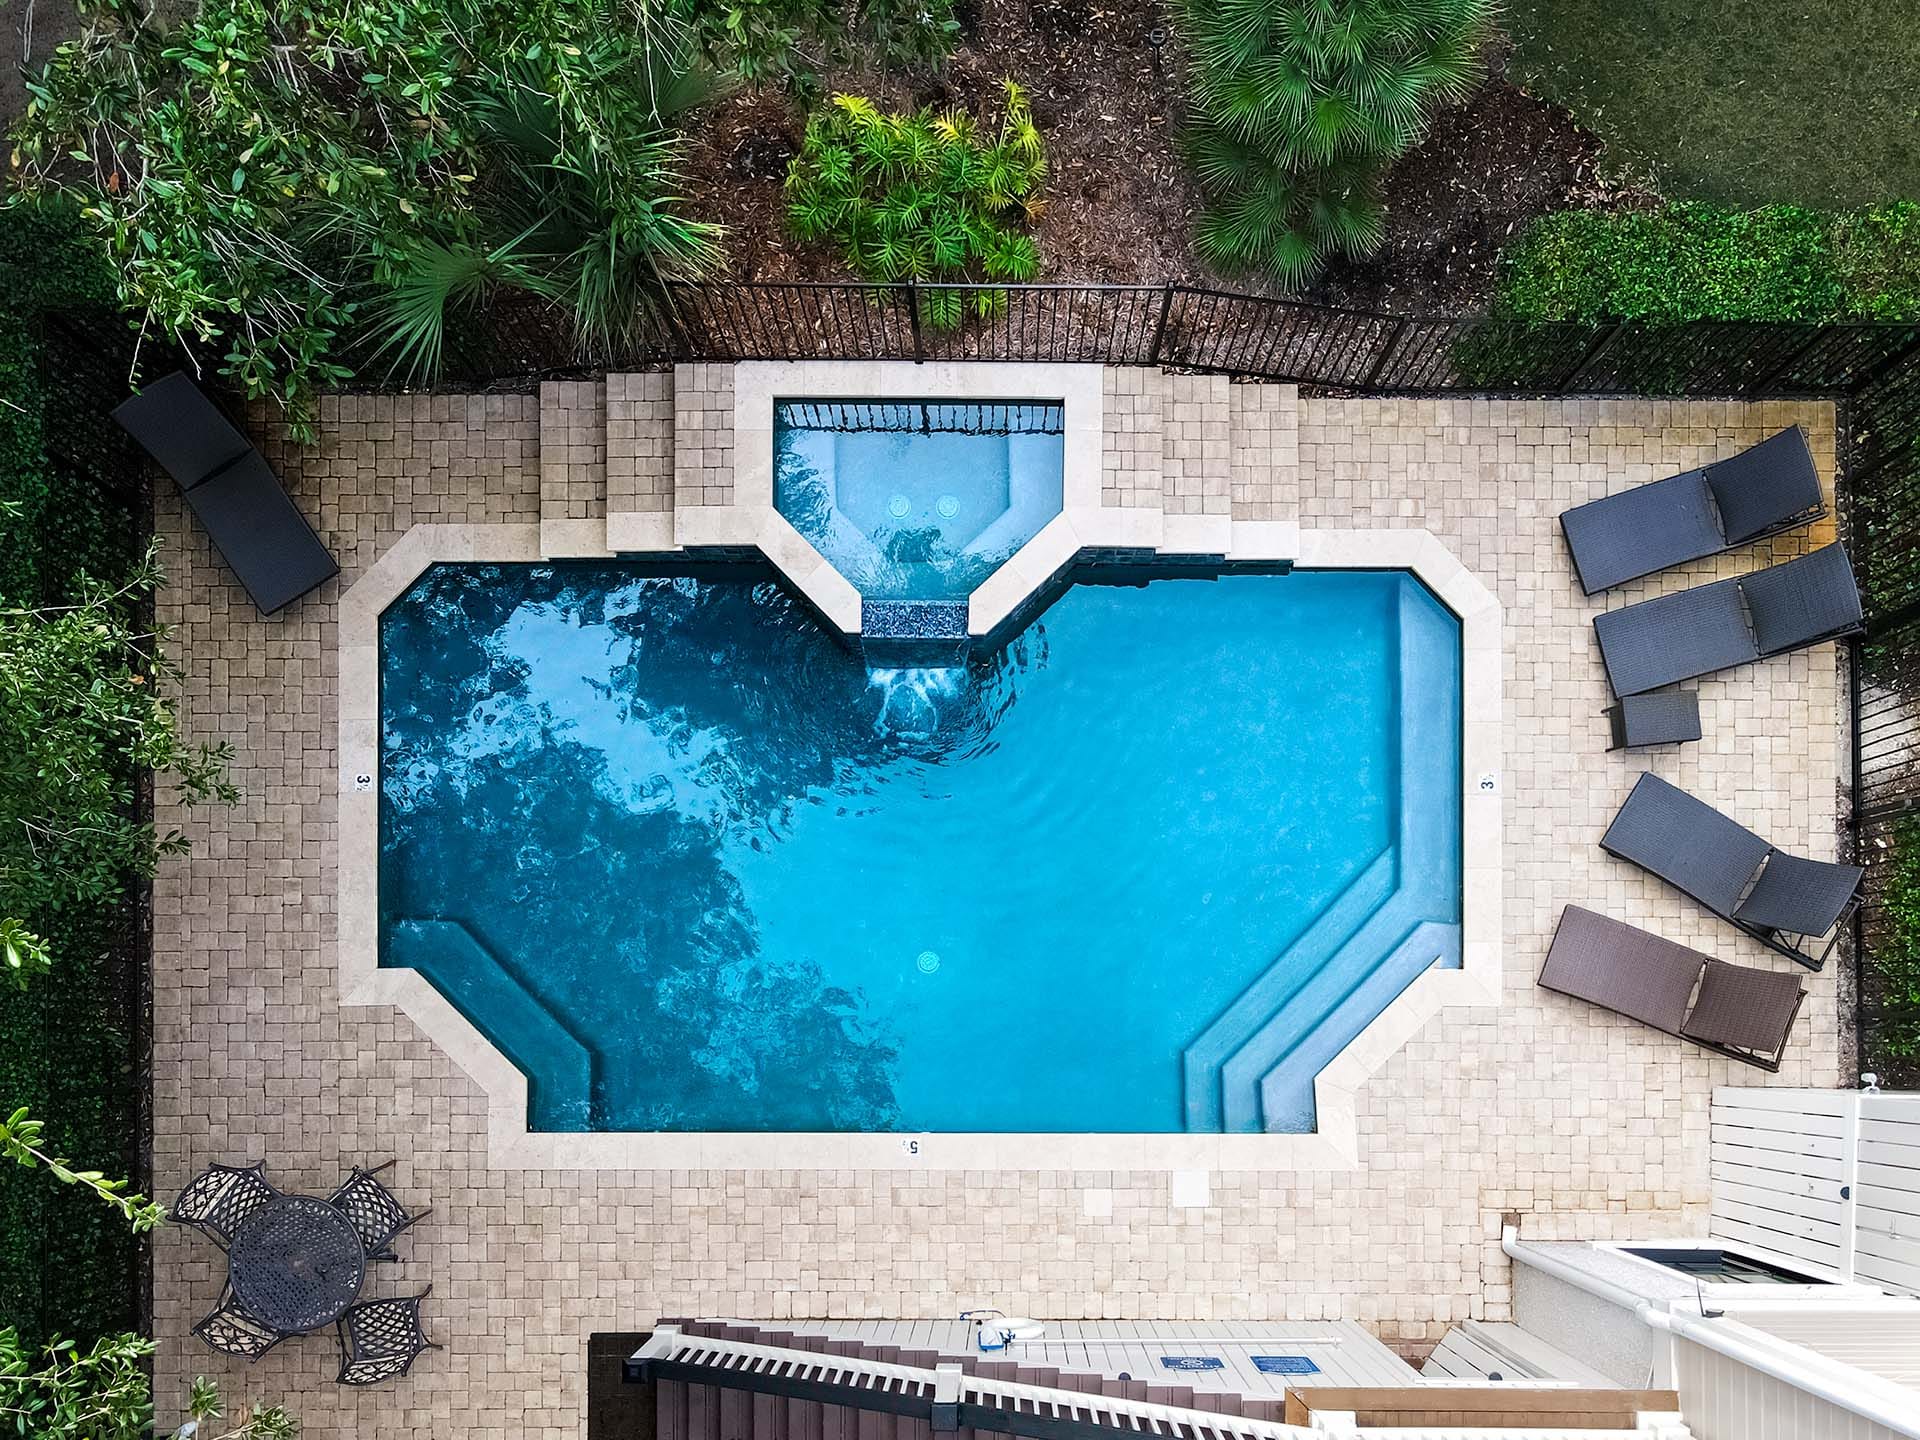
[0,203,147,1346]
[1495,201,1920,324]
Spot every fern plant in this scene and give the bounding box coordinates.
[785,81,1046,327]
[1178,0,1493,287]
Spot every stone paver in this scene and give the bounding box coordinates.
[672,363,735,513]
[606,372,675,517]
[152,380,1844,1440]
[1160,373,1231,516]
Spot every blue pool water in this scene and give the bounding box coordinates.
[774,401,1064,600]
[378,566,1461,1134]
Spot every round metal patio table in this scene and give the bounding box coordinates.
[228,1194,367,1334]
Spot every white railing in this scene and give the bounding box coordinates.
[629,1326,1691,1440]
[1710,1086,1920,1293]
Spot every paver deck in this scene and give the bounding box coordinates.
[151,383,1843,1439]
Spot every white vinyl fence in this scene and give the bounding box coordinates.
[1710,1087,1920,1292]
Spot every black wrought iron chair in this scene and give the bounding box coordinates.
[327,1160,430,1261]
[191,1288,287,1360]
[335,1286,439,1385]
[172,1162,280,1248]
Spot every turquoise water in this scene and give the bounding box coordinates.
[378,565,1461,1134]
[774,401,1064,600]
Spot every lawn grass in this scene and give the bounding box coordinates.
[1503,0,1920,207]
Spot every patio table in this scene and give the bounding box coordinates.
[228,1194,368,1334]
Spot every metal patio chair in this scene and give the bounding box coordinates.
[1600,773,1863,969]
[1561,425,1824,594]
[172,1161,280,1249]
[191,1288,287,1361]
[1539,905,1806,1070]
[328,1160,430,1261]
[111,370,338,614]
[1592,542,1863,697]
[335,1287,440,1386]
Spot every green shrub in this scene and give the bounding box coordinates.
[1177,0,1494,287]
[1496,202,1920,323]
[784,83,1045,325]
[0,206,151,1347]
[1868,818,1920,1073]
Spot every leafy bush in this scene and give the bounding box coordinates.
[680,0,959,89]
[784,82,1045,324]
[1496,202,1920,323]
[0,1331,297,1440]
[0,206,170,1347]
[1866,818,1920,1076]
[11,0,724,438]
[1177,0,1493,287]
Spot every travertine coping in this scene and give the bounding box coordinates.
[722,360,1245,637]
[336,523,1500,1172]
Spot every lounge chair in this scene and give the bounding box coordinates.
[1600,773,1863,969]
[1561,426,1824,594]
[1539,906,1805,1070]
[1593,542,1862,697]
[112,370,338,614]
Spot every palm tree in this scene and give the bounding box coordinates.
[365,33,725,380]
[1179,0,1493,287]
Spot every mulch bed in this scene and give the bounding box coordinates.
[680,11,1618,317]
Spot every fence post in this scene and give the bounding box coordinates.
[905,280,924,364]
[1149,285,1177,366]
[1360,317,1412,389]
[1556,321,1627,392]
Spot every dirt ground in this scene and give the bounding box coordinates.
[682,10,1618,315]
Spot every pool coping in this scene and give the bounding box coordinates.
[336,523,1501,1172]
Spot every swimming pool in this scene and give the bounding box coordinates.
[378,565,1461,1135]
[774,401,1064,602]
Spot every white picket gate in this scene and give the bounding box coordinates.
[1710,1087,1920,1293]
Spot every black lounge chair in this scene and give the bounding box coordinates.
[112,370,338,614]
[1601,773,1863,969]
[1539,906,1805,1071]
[1561,426,1824,594]
[1593,542,1863,697]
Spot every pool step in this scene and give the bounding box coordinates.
[538,380,613,558]
[1251,917,1461,1133]
[1099,371,1300,555]
[606,372,676,552]
[1216,890,1432,1132]
[386,917,595,1129]
[1181,849,1397,1131]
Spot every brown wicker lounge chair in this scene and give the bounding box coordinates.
[1538,906,1805,1070]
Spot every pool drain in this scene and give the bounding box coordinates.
[936,494,960,519]
[888,494,912,519]
[916,950,941,974]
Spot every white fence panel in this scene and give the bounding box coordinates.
[1711,1088,1920,1294]
[1854,1093,1920,1296]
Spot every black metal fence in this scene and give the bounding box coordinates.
[437,281,1920,404]
[1845,350,1920,1084]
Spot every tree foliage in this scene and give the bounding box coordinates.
[784,81,1045,326]
[677,0,959,89]
[1177,0,1493,286]
[9,0,725,438]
